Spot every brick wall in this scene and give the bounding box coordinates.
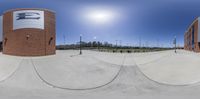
[3,8,55,56]
[184,18,200,52]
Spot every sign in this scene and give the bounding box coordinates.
[0,16,2,41]
[13,10,44,30]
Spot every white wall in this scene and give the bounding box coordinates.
[0,16,2,42]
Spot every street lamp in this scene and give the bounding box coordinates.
[173,36,176,53]
[63,34,66,50]
[115,40,118,47]
[115,40,118,51]
[139,37,142,48]
[93,36,97,50]
[119,40,122,48]
[80,34,82,55]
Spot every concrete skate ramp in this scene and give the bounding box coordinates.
[0,59,52,90]
[87,51,127,65]
[31,50,123,90]
[132,51,171,65]
[0,54,22,82]
[137,50,200,85]
[90,50,170,66]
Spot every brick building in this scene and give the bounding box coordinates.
[0,16,2,51]
[1,8,56,56]
[184,17,200,52]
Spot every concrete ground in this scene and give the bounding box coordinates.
[0,50,200,99]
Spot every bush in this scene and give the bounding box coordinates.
[113,50,116,53]
[127,50,132,53]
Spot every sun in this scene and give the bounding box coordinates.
[86,10,115,24]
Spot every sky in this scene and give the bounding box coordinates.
[1,0,200,47]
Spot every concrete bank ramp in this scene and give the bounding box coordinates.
[131,51,171,65]
[86,51,126,65]
[137,50,200,85]
[90,50,170,66]
[31,50,122,90]
[0,54,22,82]
[0,59,51,90]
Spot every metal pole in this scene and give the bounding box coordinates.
[157,39,159,48]
[98,41,100,51]
[116,40,118,51]
[139,37,141,48]
[116,40,118,47]
[119,40,122,48]
[80,34,82,55]
[174,36,176,53]
[63,34,66,50]
[175,43,176,53]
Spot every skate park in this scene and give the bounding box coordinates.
[0,49,200,98]
[1,1,200,98]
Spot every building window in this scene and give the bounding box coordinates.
[192,26,195,50]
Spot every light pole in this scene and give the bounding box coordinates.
[115,40,118,47]
[119,40,122,48]
[63,34,66,50]
[115,40,118,51]
[157,39,159,48]
[173,36,176,53]
[139,37,141,48]
[127,43,129,48]
[80,34,82,55]
[93,36,97,50]
[97,41,100,51]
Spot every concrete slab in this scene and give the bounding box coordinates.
[86,50,200,85]
[31,50,122,89]
[132,50,171,65]
[0,58,50,89]
[1,50,200,98]
[137,50,200,85]
[0,53,22,82]
[90,50,171,66]
[86,50,126,65]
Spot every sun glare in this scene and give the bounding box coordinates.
[86,10,116,24]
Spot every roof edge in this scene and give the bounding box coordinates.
[185,17,199,33]
[3,8,55,14]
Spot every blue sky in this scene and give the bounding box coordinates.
[1,0,200,47]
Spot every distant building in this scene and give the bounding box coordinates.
[1,8,56,56]
[184,17,200,52]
